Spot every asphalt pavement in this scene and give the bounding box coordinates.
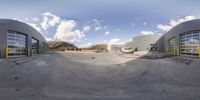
[0,51,200,100]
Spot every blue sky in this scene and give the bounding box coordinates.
[1,0,200,47]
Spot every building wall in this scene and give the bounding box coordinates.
[109,45,125,52]
[157,19,200,55]
[0,19,47,58]
[125,35,161,51]
[156,36,164,52]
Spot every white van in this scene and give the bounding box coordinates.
[121,47,134,54]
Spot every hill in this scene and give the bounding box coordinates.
[48,41,78,51]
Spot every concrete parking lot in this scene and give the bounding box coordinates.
[0,51,200,100]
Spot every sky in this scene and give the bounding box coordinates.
[1,0,200,47]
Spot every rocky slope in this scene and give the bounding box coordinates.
[48,41,77,51]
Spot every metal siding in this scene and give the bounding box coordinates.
[159,19,200,54]
[0,19,47,58]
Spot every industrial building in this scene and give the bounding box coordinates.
[0,19,47,58]
[109,35,161,53]
[157,19,200,58]
[110,19,200,58]
[109,44,125,52]
[126,35,161,51]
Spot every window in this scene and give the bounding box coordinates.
[7,31,27,57]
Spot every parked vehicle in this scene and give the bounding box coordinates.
[121,47,134,54]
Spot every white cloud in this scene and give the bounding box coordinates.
[40,16,49,30]
[83,26,91,33]
[13,12,89,43]
[12,18,41,32]
[40,12,60,30]
[93,19,101,26]
[27,23,41,32]
[157,15,197,32]
[54,20,86,42]
[157,24,172,32]
[95,27,102,31]
[32,17,40,22]
[141,31,155,35]
[104,31,110,35]
[92,19,107,31]
[45,37,54,41]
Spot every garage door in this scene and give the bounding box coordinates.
[31,38,39,55]
[168,38,176,55]
[7,31,27,57]
[180,31,200,57]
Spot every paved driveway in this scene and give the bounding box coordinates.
[0,51,200,100]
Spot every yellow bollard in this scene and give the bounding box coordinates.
[6,48,8,59]
[199,48,200,59]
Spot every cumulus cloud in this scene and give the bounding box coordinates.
[13,12,91,43]
[141,31,155,35]
[12,18,41,32]
[27,23,41,32]
[83,26,91,33]
[32,17,40,22]
[93,19,101,26]
[40,12,60,30]
[104,31,110,35]
[92,19,107,32]
[157,24,172,32]
[157,16,197,32]
[54,20,86,42]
